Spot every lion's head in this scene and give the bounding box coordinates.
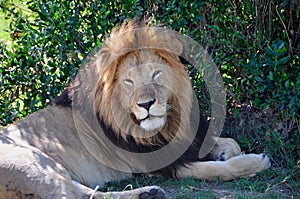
[117,50,175,132]
[94,21,194,145]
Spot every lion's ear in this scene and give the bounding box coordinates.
[145,27,184,57]
[165,37,184,56]
[158,37,184,57]
[150,39,185,66]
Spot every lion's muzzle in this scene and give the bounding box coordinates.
[132,98,168,131]
[137,99,156,111]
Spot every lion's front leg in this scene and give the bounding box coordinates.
[0,144,165,199]
[177,153,271,181]
[79,185,165,199]
[209,137,242,161]
[73,180,164,199]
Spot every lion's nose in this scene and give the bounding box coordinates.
[137,99,156,111]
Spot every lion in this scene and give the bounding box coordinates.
[0,19,271,198]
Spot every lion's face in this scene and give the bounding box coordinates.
[117,50,175,132]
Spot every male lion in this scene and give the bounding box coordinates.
[0,20,270,198]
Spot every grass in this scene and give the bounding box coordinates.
[100,170,299,199]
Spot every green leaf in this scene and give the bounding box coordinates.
[277,56,291,65]
[252,97,261,107]
[265,46,275,56]
[284,80,289,88]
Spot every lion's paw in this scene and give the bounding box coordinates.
[213,138,241,161]
[228,153,271,179]
[248,153,271,175]
[217,148,240,161]
[139,187,165,199]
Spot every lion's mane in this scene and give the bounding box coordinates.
[93,21,195,146]
[53,19,210,176]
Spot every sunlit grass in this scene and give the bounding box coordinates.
[0,0,31,45]
[0,11,9,42]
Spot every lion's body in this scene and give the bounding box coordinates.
[1,106,131,186]
[0,20,270,198]
[0,106,134,198]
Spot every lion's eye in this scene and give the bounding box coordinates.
[152,70,162,81]
[124,79,134,86]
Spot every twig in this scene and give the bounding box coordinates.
[275,5,293,54]
[8,2,33,13]
[90,185,100,199]
[123,184,133,191]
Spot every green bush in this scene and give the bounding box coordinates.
[243,40,300,114]
[0,0,144,124]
